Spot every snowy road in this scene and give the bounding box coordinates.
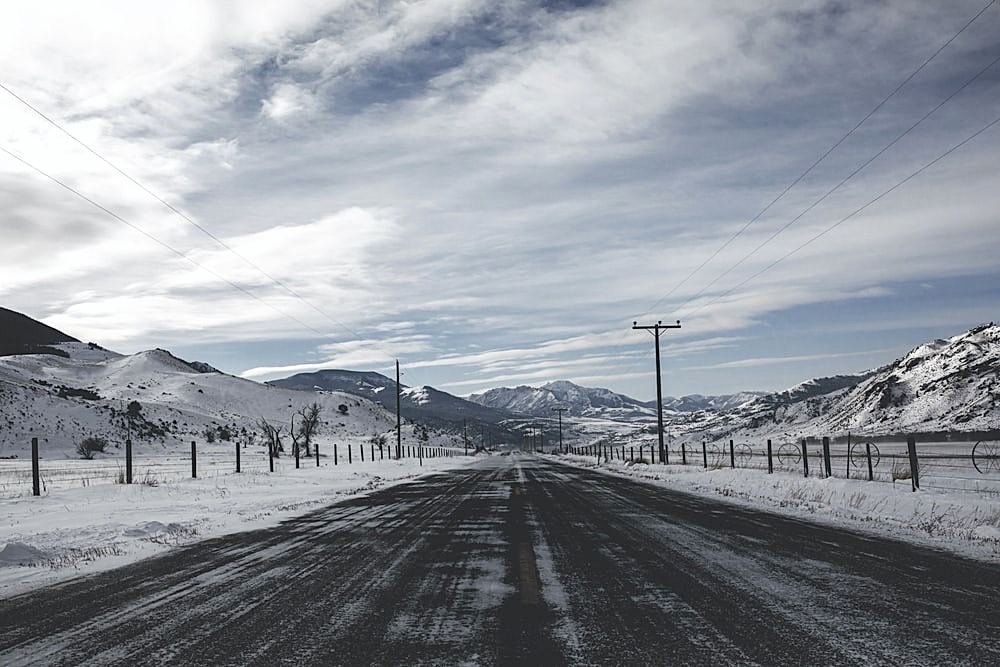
[1,455,998,665]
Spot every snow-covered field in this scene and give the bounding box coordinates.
[560,454,1000,561]
[0,454,479,598]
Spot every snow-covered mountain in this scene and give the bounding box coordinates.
[0,307,78,357]
[0,310,452,458]
[467,380,760,420]
[267,369,514,429]
[683,324,1000,439]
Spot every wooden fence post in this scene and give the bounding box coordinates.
[681,441,687,465]
[31,437,40,497]
[316,442,320,467]
[702,441,708,469]
[767,439,773,474]
[126,437,133,484]
[801,438,809,478]
[236,441,241,473]
[866,442,874,481]
[191,440,197,479]
[269,442,274,472]
[822,436,832,478]
[729,439,735,469]
[907,435,920,491]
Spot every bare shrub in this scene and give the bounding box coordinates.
[75,436,108,460]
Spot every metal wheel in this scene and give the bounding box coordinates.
[972,441,1000,474]
[777,443,801,467]
[849,442,880,468]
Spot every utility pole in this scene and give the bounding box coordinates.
[632,319,681,465]
[395,360,402,460]
[552,407,567,453]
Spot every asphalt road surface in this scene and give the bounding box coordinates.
[2,455,999,665]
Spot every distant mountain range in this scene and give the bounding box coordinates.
[268,369,513,430]
[467,380,763,420]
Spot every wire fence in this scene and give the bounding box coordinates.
[0,439,466,499]
[569,437,1000,497]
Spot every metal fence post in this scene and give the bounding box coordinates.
[907,435,920,492]
[702,440,708,469]
[822,436,832,478]
[865,442,874,481]
[801,438,809,478]
[126,438,132,484]
[191,440,197,479]
[31,437,40,496]
[767,439,773,474]
[729,439,735,469]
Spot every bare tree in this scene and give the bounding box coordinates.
[256,417,285,458]
[294,403,323,457]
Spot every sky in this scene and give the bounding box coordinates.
[1,0,999,400]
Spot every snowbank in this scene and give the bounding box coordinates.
[0,455,479,598]
[560,454,1000,561]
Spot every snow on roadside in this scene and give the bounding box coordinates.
[560,454,1000,562]
[0,455,479,598]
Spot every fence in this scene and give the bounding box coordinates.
[569,436,1000,497]
[0,437,466,498]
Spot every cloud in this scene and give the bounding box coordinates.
[2,1,999,397]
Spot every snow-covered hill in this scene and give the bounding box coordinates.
[682,324,1000,439]
[0,343,446,458]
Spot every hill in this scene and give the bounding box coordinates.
[0,307,78,357]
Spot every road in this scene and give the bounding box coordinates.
[1,455,998,665]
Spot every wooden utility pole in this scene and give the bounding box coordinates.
[552,407,567,453]
[632,320,681,464]
[395,360,402,460]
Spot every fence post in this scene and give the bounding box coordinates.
[31,437,40,496]
[729,439,735,469]
[865,442,874,481]
[681,441,687,465]
[269,442,274,472]
[191,441,197,479]
[349,444,353,464]
[371,444,375,461]
[906,435,920,492]
[702,440,708,469]
[361,444,365,462]
[236,441,241,473]
[822,436,832,478]
[316,442,320,467]
[631,446,634,462]
[801,438,809,478]
[767,439,773,474]
[334,443,338,466]
[126,437,133,484]
[295,442,300,469]
[845,432,851,479]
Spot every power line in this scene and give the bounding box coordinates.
[671,47,1000,314]
[681,108,1000,318]
[632,0,996,322]
[0,80,403,366]
[0,143,329,337]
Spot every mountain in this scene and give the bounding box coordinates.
[467,380,761,420]
[0,312,456,457]
[0,307,78,357]
[468,381,654,419]
[681,323,1000,439]
[268,369,514,429]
